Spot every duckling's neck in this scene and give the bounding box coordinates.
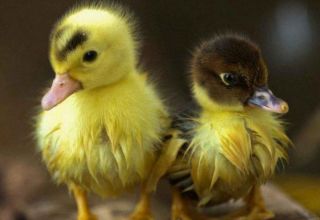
[193,83,244,114]
[73,70,144,106]
[84,70,136,92]
[198,108,245,129]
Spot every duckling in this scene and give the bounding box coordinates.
[35,3,169,220]
[163,34,291,220]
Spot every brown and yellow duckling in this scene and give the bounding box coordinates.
[163,34,291,220]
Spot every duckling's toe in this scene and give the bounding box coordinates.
[172,211,193,220]
[78,213,98,220]
[217,208,274,220]
[129,212,154,220]
[239,208,274,220]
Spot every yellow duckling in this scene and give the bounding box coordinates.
[161,34,291,220]
[36,3,169,220]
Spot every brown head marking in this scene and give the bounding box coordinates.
[191,34,269,106]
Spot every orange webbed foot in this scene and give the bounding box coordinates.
[130,183,154,220]
[130,212,154,220]
[219,186,274,220]
[78,213,98,220]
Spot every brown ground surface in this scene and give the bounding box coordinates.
[0,157,315,220]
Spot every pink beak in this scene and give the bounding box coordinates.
[41,73,82,111]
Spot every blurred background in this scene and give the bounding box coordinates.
[0,0,319,219]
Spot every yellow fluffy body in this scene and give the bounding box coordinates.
[37,72,167,196]
[170,84,291,206]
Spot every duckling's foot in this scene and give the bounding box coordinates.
[172,211,193,220]
[237,207,274,220]
[130,212,154,220]
[78,213,98,220]
[130,184,154,220]
[221,185,273,220]
[171,188,192,220]
[171,188,216,220]
[218,207,273,220]
[241,185,274,220]
[71,184,98,220]
[172,209,217,220]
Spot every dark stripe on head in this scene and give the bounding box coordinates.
[53,26,68,41]
[56,31,88,61]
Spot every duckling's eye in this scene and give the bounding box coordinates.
[219,73,239,86]
[83,50,98,62]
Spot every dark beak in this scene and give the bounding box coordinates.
[247,86,289,114]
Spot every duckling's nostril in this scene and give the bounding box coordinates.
[281,103,289,113]
[257,95,266,100]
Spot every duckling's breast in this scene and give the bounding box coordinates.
[36,81,167,196]
[38,112,155,196]
[169,110,289,206]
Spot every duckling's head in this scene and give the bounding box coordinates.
[42,4,137,110]
[191,34,288,114]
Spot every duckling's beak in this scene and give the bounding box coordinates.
[247,87,289,114]
[41,73,82,111]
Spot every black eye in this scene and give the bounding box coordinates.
[83,50,98,62]
[220,73,239,86]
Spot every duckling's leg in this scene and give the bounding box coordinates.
[242,185,274,220]
[219,185,273,220]
[171,188,217,220]
[130,183,154,220]
[71,184,97,220]
[171,188,193,220]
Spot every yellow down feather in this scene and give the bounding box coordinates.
[37,71,169,196]
[184,84,291,205]
[36,4,169,197]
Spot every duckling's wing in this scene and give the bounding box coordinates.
[166,109,199,198]
[146,104,199,192]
